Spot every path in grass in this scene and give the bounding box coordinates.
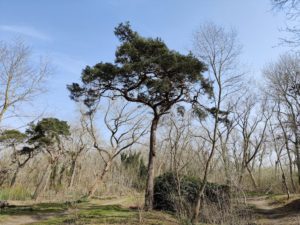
[249,195,300,225]
[0,196,179,225]
[0,201,69,225]
[0,213,60,225]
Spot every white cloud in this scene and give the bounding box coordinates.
[0,25,51,41]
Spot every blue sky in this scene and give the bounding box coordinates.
[0,0,288,128]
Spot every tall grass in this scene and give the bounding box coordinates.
[0,186,31,200]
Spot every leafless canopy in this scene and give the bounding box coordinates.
[193,22,244,103]
[271,0,300,47]
[0,39,49,126]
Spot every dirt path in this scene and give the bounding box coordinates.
[0,201,67,225]
[0,197,134,225]
[249,196,300,225]
[0,214,55,225]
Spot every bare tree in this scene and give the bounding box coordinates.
[235,95,271,189]
[0,39,49,127]
[276,103,297,191]
[65,113,90,189]
[84,100,148,199]
[269,119,291,199]
[271,0,300,47]
[191,22,244,223]
[264,53,300,186]
[272,0,300,12]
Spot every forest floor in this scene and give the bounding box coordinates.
[0,196,179,225]
[249,194,300,225]
[2,194,300,225]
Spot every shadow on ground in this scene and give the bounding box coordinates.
[252,198,300,224]
[0,201,179,225]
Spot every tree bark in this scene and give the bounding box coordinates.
[86,160,112,199]
[144,116,159,210]
[287,149,296,192]
[246,165,258,190]
[32,164,51,200]
[10,167,19,187]
[192,115,219,223]
[295,138,300,185]
[68,160,77,189]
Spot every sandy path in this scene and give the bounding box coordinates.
[0,213,60,225]
[249,196,300,225]
[0,197,132,225]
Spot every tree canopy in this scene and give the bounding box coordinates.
[68,22,212,115]
[0,130,27,144]
[26,118,70,147]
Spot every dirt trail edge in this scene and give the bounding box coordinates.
[248,196,300,225]
[0,212,65,225]
[0,196,132,225]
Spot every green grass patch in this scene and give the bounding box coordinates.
[79,204,134,218]
[1,200,179,225]
[0,186,31,200]
[0,202,68,216]
[245,190,272,197]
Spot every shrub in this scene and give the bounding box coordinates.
[153,172,230,213]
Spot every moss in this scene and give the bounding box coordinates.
[29,217,66,225]
[78,204,135,218]
[0,202,67,216]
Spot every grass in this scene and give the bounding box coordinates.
[0,214,9,223]
[0,199,179,225]
[0,202,68,216]
[0,186,31,200]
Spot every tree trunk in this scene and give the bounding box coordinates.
[57,165,66,188]
[10,166,20,187]
[287,150,296,192]
[192,84,222,223]
[295,139,300,185]
[144,116,159,211]
[258,152,264,187]
[278,159,290,200]
[238,163,245,186]
[191,182,207,224]
[49,163,58,190]
[192,127,219,223]
[32,164,51,200]
[68,160,77,189]
[246,165,258,190]
[221,145,231,186]
[86,160,112,199]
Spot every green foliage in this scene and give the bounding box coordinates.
[26,117,70,146]
[154,172,181,211]
[68,22,212,115]
[121,152,147,190]
[153,172,230,213]
[121,152,141,169]
[138,158,147,181]
[0,130,27,144]
[0,201,178,225]
[0,129,37,159]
